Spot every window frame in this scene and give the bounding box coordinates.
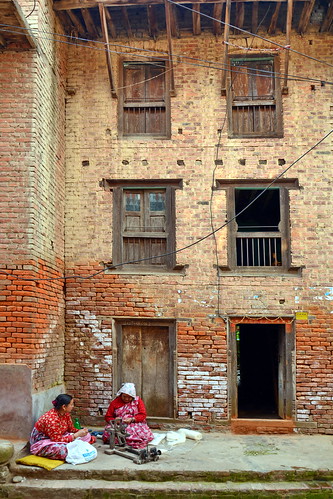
[103,179,182,272]
[216,179,300,275]
[226,55,283,139]
[118,58,171,139]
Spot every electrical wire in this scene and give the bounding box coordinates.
[209,3,272,317]
[1,128,332,283]
[166,0,333,69]
[0,23,332,87]
[26,0,37,18]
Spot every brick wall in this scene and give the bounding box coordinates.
[0,0,67,394]
[63,30,333,431]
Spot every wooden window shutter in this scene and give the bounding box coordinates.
[122,62,169,137]
[228,57,282,138]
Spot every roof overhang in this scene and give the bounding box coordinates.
[0,0,36,50]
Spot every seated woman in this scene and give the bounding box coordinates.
[103,383,154,449]
[30,394,95,460]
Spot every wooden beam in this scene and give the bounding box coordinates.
[54,0,305,10]
[192,3,201,34]
[121,6,132,37]
[235,2,244,31]
[0,32,7,47]
[147,4,158,38]
[298,0,315,33]
[268,1,281,34]
[169,3,179,37]
[251,0,258,33]
[81,7,100,37]
[9,0,36,47]
[282,0,293,94]
[213,1,223,35]
[221,0,231,95]
[105,6,117,37]
[67,10,86,35]
[164,0,176,96]
[320,0,333,31]
[98,3,117,97]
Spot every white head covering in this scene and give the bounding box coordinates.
[117,382,136,398]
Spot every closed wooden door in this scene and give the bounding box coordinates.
[116,324,175,417]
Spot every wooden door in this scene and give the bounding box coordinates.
[116,323,175,417]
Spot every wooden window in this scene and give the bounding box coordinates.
[112,183,177,270]
[227,57,283,138]
[119,61,170,137]
[217,180,300,274]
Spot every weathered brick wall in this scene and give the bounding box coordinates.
[0,0,67,393]
[64,30,333,430]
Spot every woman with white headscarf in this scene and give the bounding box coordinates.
[103,383,154,449]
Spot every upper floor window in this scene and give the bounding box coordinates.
[217,179,300,275]
[119,61,171,138]
[102,180,183,271]
[227,56,283,138]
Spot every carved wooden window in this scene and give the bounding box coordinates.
[112,185,176,269]
[227,57,283,138]
[119,61,170,137]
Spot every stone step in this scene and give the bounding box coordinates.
[2,479,333,499]
[9,461,333,484]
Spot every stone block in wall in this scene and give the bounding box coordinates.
[0,364,32,440]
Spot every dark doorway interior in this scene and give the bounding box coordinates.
[237,324,280,419]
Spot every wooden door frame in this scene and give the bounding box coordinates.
[228,318,294,420]
[112,318,177,418]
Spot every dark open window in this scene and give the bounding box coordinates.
[227,56,283,138]
[235,188,282,267]
[217,180,300,274]
[119,61,170,137]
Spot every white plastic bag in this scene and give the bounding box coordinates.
[151,433,166,446]
[166,430,186,446]
[66,439,97,465]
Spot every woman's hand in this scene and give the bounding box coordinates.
[123,417,134,424]
[74,427,89,439]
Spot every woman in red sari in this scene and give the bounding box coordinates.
[103,383,154,449]
[30,394,95,460]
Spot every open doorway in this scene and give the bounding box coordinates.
[231,322,293,420]
[237,324,279,418]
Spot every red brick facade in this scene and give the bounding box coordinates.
[1,0,333,435]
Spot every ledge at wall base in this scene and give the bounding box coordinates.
[231,418,295,435]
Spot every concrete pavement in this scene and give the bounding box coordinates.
[2,430,333,497]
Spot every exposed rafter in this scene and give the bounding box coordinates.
[147,4,158,38]
[98,3,117,97]
[320,0,333,31]
[54,0,306,9]
[268,1,281,34]
[192,3,201,34]
[251,0,258,32]
[283,0,293,94]
[67,10,86,35]
[235,2,244,31]
[221,0,231,95]
[105,6,117,37]
[82,7,100,37]
[298,0,315,33]
[213,1,223,35]
[165,0,176,95]
[121,6,132,37]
